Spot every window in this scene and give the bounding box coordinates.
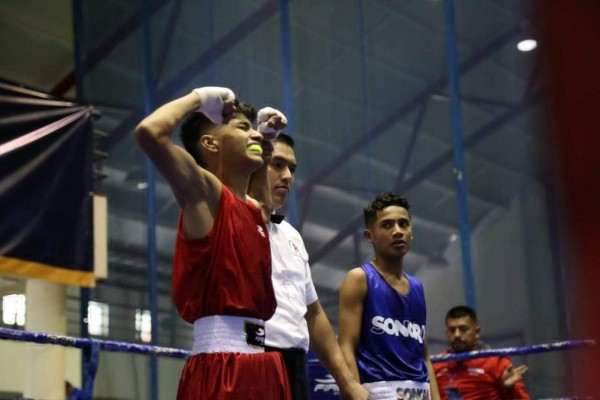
[2,294,26,326]
[87,301,109,336]
[135,309,152,343]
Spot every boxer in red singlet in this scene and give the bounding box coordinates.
[135,87,291,399]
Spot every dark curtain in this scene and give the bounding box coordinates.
[0,80,95,286]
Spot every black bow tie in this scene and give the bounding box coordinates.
[270,214,285,224]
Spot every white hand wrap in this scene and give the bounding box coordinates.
[193,87,235,124]
[256,107,288,139]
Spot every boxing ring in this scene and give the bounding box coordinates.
[0,326,594,399]
[0,327,187,399]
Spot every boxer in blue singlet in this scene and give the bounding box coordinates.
[338,192,441,400]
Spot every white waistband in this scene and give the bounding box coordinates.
[192,315,265,354]
[363,380,430,400]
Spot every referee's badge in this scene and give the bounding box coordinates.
[288,239,301,256]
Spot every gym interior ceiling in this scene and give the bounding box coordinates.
[0,0,545,336]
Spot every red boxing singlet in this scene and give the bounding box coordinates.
[172,186,290,400]
[172,185,276,323]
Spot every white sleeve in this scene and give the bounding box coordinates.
[296,235,318,305]
[305,260,318,305]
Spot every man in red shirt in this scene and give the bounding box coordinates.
[434,306,529,400]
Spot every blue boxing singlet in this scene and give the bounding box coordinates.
[356,262,429,384]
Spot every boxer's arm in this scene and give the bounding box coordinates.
[135,87,234,208]
[424,339,441,400]
[338,268,368,382]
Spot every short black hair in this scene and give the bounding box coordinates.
[446,305,478,323]
[179,100,257,167]
[274,132,294,148]
[363,192,410,229]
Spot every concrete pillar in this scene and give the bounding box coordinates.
[23,279,66,400]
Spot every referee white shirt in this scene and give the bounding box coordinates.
[265,219,318,352]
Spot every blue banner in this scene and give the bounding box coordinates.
[307,354,340,400]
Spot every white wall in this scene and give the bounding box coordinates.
[421,200,530,349]
[92,353,184,400]
[0,341,81,396]
[0,340,185,400]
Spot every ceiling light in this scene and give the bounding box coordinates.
[136,182,148,190]
[517,39,537,52]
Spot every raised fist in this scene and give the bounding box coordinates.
[256,107,288,141]
[193,87,236,124]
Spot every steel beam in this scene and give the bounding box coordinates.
[297,25,524,201]
[444,0,476,310]
[309,92,540,265]
[153,0,185,85]
[53,0,172,96]
[394,100,428,192]
[104,0,280,150]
